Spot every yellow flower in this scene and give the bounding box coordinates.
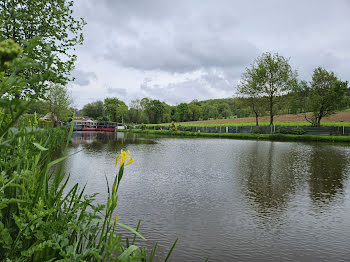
[113,215,118,231]
[34,112,37,118]
[115,149,134,168]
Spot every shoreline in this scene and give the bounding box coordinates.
[118,129,350,144]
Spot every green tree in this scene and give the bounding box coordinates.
[239,52,297,126]
[82,100,104,119]
[104,97,128,123]
[0,0,85,97]
[162,103,172,123]
[26,100,49,115]
[46,84,72,123]
[304,67,348,126]
[188,103,203,121]
[217,103,231,119]
[175,103,191,122]
[202,104,219,120]
[0,39,52,133]
[144,99,165,124]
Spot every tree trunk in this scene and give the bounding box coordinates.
[252,103,259,126]
[269,95,274,126]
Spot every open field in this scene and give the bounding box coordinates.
[152,112,350,127]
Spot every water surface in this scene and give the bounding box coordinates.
[63,131,350,261]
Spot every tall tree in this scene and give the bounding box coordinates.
[175,103,191,122]
[46,84,72,123]
[82,100,104,119]
[188,103,203,121]
[143,99,165,124]
[104,97,128,123]
[304,67,348,126]
[0,0,85,98]
[239,52,297,126]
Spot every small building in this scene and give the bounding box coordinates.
[69,118,117,131]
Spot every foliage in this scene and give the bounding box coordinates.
[174,103,190,122]
[140,123,147,130]
[0,0,85,98]
[81,100,105,120]
[238,52,298,126]
[251,127,262,134]
[302,67,348,126]
[143,99,166,124]
[0,38,177,262]
[291,127,306,135]
[188,103,203,121]
[46,84,73,122]
[104,97,128,123]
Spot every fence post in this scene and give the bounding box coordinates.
[226,126,228,133]
[236,125,238,133]
[343,125,345,136]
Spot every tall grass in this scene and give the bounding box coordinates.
[0,114,177,261]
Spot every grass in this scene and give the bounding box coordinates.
[119,129,350,143]
[0,114,177,261]
[150,120,350,127]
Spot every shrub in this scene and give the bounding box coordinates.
[252,127,261,134]
[277,127,290,134]
[170,121,178,131]
[140,123,147,130]
[291,127,306,135]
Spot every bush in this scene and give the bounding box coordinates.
[291,127,306,135]
[252,127,261,134]
[140,123,147,130]
[277,127,290,134]
[184,126,192,131]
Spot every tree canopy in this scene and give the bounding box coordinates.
[238,52,298,126]
[0,0,85,98]
[304,67,348,126]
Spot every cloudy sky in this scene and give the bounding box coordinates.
[70,0,350,108]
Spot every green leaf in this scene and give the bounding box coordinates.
[116,222,146,240]
[33,142,48,151]
[118,245,139,260]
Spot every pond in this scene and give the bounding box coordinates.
[63,131,350,261]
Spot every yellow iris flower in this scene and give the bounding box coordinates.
[115,149,134,168]
[34,112,37,118]
[113,214,118,231]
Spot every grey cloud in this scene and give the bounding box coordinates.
[72,69,97,86]
[72,0,350,105]
[106,87,127,97]
[139,69,236,104]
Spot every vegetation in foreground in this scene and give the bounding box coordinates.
[119,129,350,143]
[0,33,175,262]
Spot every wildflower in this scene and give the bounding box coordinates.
[113,215,118,231]
[115,149,134,168]
[34,111,37,118]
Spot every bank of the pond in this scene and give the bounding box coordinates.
[119,129,350,143]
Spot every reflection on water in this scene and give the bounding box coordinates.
[64,132,350,261]
[71,131,157,152]
[308,146,348,204]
